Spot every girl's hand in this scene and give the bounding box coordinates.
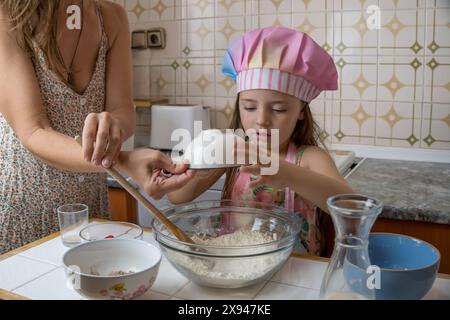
[234,140,289,189]
[82,112,124,168]
[119,149,196,200]
[239,158,290,189]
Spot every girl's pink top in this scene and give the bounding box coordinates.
[225,142,321,255]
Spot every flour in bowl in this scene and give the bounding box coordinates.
[191,228,277,245]
[168,228,286,285]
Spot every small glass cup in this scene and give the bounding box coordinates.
[57,204,89,247]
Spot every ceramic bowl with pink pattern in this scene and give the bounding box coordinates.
[62,238,161,300]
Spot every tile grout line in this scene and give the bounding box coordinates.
[17,253,62,268]
[10,263,60,293]
[250,279,272,300]
[269,279,321,292]
[171,279,193,299]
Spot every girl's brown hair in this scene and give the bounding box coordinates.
[0,0,66,81]
[222,94,326,199]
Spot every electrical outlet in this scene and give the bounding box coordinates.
[147,27,166,49]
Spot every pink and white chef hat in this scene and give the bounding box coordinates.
[222,27,338,103]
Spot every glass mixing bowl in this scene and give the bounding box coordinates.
[152,200,301,288]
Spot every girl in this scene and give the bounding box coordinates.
[0,0,193,253]
[168,27,354,255]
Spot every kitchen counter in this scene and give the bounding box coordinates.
[0,219,449,300]
[347,158,450,225]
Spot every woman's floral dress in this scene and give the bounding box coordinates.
[0,2,110,254]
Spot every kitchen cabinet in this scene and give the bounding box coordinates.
[323,217,450,274]
[108,187,137,224]
[372,218,450,275]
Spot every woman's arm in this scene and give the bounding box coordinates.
[82,2,135,167]
[240,146,354,213]
[168,168,225,204]
[0,11,101,172]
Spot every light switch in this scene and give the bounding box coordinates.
[131,30,147,49]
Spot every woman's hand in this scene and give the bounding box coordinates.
[82,112,124,168]
[118,149,196,200]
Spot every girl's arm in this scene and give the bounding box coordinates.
[168,168,225,204]
[240,146,354,213]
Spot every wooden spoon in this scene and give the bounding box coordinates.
[74,136,195,244]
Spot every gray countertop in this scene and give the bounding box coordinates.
[346,158,450,225]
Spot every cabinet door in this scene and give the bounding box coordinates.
[108,188,137,223]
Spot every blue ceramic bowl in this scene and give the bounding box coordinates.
[343,233,440,299]
[366,233,440,300]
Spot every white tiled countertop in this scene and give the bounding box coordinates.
[1,222,449,300]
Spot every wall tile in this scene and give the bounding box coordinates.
[292,11,333,50]
[149,65,160,97]
[215,17,246,50]
[182,0,215,19]
[259,14,292,28]
[126,0,151,23]
[216,0,246,17]
[420,103,450,149]
[334,55,378,101]
[378,55,425,102]
[332,100,376,145]
[118,0,450,151]
[333,0,379,11]
[186,59,216,97]
[379,0,427,10]
[182,18,216,57]
[333,10,378,56]
[132,48,151,66]
[423,56,450,103]
[245,14,260,31]
[436,0,450,8]
[259,0,292,14]
[425,7,450,56]
[293,0,332,12]
[133,66,151,98]
[376,101,423,148]
[310,99,334,145]
[379,9,426,56]
[148,0,176,21]
[215,97,236,128]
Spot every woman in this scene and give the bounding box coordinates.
[0,0,193,253]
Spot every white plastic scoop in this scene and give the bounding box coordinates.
[178,129,246,170]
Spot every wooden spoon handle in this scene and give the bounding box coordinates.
[74,136,195,244]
